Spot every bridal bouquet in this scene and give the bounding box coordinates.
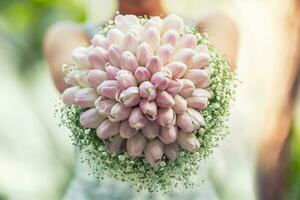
[58,14,236,192]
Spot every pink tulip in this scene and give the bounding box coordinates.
[186,96,208,110]
[74,88,99,108]
[161,14,184,33]
[62,86,81,105]
[141,121,160,139]
[65,70,81,86]
[128,107,148,130]
[172,48,195,65]
[165,61,187,79]
[86,69,107,88]
[190,53,210,69]
[193,88,211,98]
[117,86,140,106]
[88,47,108,70]
[96,119,120,139]
[144,139,164,166]
[139,81,157,101]
[150,68,172,90]
[157,108,176,128]
[94,97,116,117]
[92,34,109,49]
[177,108,205,132]
[179,79,195,97]
[139,99,158,121]
[166,79,183,95]
[177,131,200,152]
[136,42,153,66]
[73,70,90,88]
[172,95,187,114]
[115,70,137,89]
[72,47,91,69]
[97,80,119,99]
[108,135,125,154]
[122,32,140,54]
[186,108,205,129]
[127,134,146,157]
[195,44,209,54]
[157,44,174,64]
[176,34,197,49]
[164,143,179,160]
[183,69,210,87]
[161,29,179,46]
[119,120,139,139]
[106,28,124,46]
[105,65,120,80]
[80,108,105,128]
[146,56,163,75]
[107,45,121,67]
[121,51,139,73]
[143,27,160,51]
[156,91,175,108]
[159,126,178,144]
[114,15,131,32]
[109,103,132,122]
[135,67,151,83]
[145,16,162,31]
[125,15,139,25]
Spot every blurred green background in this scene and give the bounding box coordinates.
[0,0,300,200]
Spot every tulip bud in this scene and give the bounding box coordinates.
[88,47,108,70]
[161,29,179,46]
[136,42,153,66]
[127,134,146,157]
[109,103,132,122]
[164,143,179,160]
[74,88,99,108]
[186,108,205,129]
[195,44,209,54]
[141,121,159,139]
[115,70,137,89]
[183,69,210,87]
[96,119,120,139]
[135,67,151,83]
[127,25,143,38]
[156,91,175,108]
[128,107,148,129]
[146,56,163,75]
[125,15,139,25]
[97,80,120,99]
[107,45,122,67]
[186,96,208,110]
[86,69,107,88]
[172,95,187,114]
[106,28,124,46]
[114,15,130,32]
[161,14,184,34]
[92,34,109,49]
[165,61,187,79]
[139,81,157,101]
[157,108,176,128]
[80,108,105,128]
[145,16,162,31]
[143,27,160,51]
[190,53,210,69]
[157,44,174,64]
[193,88,211,98]
[108,135,125,154]
[166,79,183,95]
[177,108,205,132]
[177,131,200,152]
[176,34,197,50]
[95,97,116,117]
[150,68,172,90]
[73,70,90,88]
[139,99,158,121]
[179,79,195,97]
[122,32,140,54]
[72,47,91,69]
[120,121,139,139]
[121,51,139,73]
[105,64,120,80]
[65,70,81,86]
[62,86,81,105]
[117,86,140,106]
[159,126,178,144]
[144,139,164,166]
[172,48,195,65]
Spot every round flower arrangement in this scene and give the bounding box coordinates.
[58,14,236,192]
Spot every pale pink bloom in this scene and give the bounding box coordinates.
[135,67,151,83]
[107,45,122,67]
[86,69,107,88]
[96,119,120,139]
[108,135,125,154]
[172,95,187,114]
[115,70,137,89]
[105,65,120,80]
[62,86,81,105]
[144,139,164,166]
[156,91,175,108]
[164,143,180,160]
[166,79,183,95]
[92,34,109,49]
[80,108,105,128]
[172,48,194,65]
[165,61,187,79]
[177,130,200,152]
[141,121,160,139]
[176,34,197,49]
[161,14,184,34]
[179,79,195,97]
[139,81,157,101]
[183,69,210,87]
[127,133,146,157]
[146,56,163,75]
[161,29,179,46]
[159,126,178,144]
[72,47,91,69]
[122,32,140,54]
[119,121,139,139]
[74,88,99,108]
[143,27,160,51]
[190,53,210,69]
[136,42,154,66]
[109,103,132,122]
[106,28,124,46]
[97,80,119,99]
[88,47,108,70]
[128,107,148,129]
[139,99,158,121]
[157,44,174,64]
[121,51,139,73]
[117,86,140,106]
[150,68,172,90]
[157,108,176,128]
[94,97,116,117]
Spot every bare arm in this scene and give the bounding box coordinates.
[43,22,89,93]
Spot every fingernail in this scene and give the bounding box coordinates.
[115,70,137,89]
[74,88,99,108]
[97,80,119,99]
[92,34,109,49]
[156,91,175,108]
[108,135,125,154]
[143,27,160,51]
[141,121,159,139]
[161,29,179,46]
[106,28,124,46]
[117,86,140,106]
[165,61,187,79]
[177,130,200,152]
[144,139,164,166]
[121,51,139,73]
[80,108,105,128]
[139,81,157,101]
[172,95,187,114]
[96,119,120,139]
[183,69,210,87]
[62,86,81,105]
[105,64,120,80]
[164,143,179,160]
[161,14,184,34]
[159,126,178,144]
[72,47,91,69]
[95,97,116,117]
[157,44,174,64]
[179,79,195,97]
[137,42,153,66]
[86,69,107,88]
[157,108,176,128]
[139,99,158,121]
[88,47,108,70]
[172,48,194,65]
[120,120,139,139]
[166,79,183,95]
[109,103,132,122]
[127,133,146,157]
[128,107,148,130]
[176,34,196,49]
[135,67,151,83]
[146,56,163,75]
[107,45,121,67]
